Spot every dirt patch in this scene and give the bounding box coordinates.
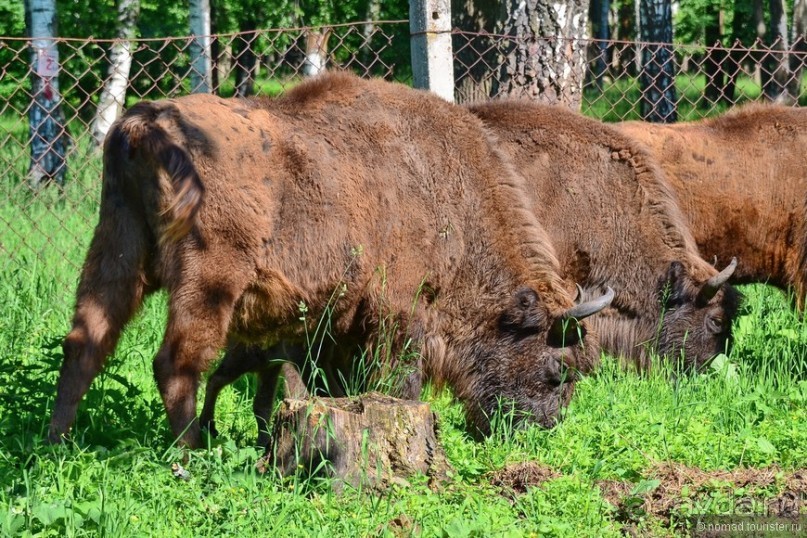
[489,461,559,495]
[597,461,807,525]
[375,514,420,537]
[488,459,805,532]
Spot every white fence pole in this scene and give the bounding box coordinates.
[189,0,212,94]
[409,0,455,102]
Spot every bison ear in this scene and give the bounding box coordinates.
[500,287,543,332]
[662,261,688,306]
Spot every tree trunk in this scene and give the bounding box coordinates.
[24,0,68,189]
[189,0,212,93]
[91,0,140,147]
[638,0,677,122]
[611,0,636,77]
[723,0,755,105]
[209,0,219,92]
[259,392,451,491]
[588,0,610,90]
[301,29,331,77]
[493,0,591,109]
[790,0,807,96]
[763,0,794,102]
[234,21,258,97]
[359,0,382,72]
[452,0,499,103]
[703,1,725,106]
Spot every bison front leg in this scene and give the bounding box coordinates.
[49,212,151,443]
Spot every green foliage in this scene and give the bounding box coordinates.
[0,0,24,37]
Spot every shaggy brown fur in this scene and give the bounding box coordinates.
[468,100,742,370]
[49,72,607,448]
[617,104,807,309]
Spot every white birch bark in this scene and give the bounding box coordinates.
[494,0,591,109]
[91,0,140,147]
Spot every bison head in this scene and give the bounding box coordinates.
[656,258,742,370]
[457,285,613,436]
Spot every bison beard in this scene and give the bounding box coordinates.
[617,105,807,311]
[468,100,742,371]
[49,72,611,448]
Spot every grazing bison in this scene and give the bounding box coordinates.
[468,100,742,370]
[49,72,612,448]
[616,105,807,309]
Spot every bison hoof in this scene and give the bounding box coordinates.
[202,421,219,438]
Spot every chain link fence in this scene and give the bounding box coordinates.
[2,21,806,309]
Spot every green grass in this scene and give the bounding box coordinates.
[1,91,806,536]
[2,220,806,536]
[582,72,807,122]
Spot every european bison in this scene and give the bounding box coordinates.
[49,72,612,448]
[617,105,807,309]
[468,100,742,370]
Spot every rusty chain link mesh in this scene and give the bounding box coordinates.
[2,22,806,310]
[0,21,411,309]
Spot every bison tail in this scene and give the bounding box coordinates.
[155,144,204,243]
[105,101,205,244]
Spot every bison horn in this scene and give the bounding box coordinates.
[549,287,614,345]
[697,257,737,304]
[563,286,614,321]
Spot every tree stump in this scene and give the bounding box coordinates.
[259,392,451,490]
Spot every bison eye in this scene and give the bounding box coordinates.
[705,315,723,334]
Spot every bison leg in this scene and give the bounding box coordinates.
[199,342,271,438]
[153,283,242,448]
[253,365,282,448]
[253,344,311,447]
[48,210,151,443]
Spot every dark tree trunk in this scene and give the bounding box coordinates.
[588,0,610,90]
[234,20,258,97]
[210,0,219,93]
[723,0,755,105]
[24,0,68,189]
[452,0,499,103]
[790,0,807,96]
[638,0,677,123]
[611,0,637,77]
[703,2,726,106]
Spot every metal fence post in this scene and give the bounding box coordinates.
[409,0,454,102]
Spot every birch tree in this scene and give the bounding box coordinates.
[493,0,591,108]
[91,0,140,147]
[454,0,590,108]
[301,29,331,77]
[764,0,793,101]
